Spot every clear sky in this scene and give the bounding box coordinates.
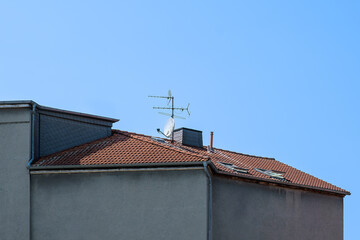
[1,1,359,238]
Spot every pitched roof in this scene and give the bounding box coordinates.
[31,130,350,196]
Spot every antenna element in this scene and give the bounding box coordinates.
[149,90,190,142]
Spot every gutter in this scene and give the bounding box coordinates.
[203,161,212,240]
[28,103,37,167]
[29,161,206,171]
[29,166,204,175]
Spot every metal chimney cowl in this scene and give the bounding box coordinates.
[173,128,203,148]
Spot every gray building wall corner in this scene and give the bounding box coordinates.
[212,176,344,240]
[0,107,32,240]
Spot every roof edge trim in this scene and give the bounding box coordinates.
[29,161,206,171]
[0,100,118,123]
[30,166,204,175]
[0,100,34,109]
[37,105,119,123]
[208,162,351,196]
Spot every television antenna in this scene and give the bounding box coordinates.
[149,90,190,142]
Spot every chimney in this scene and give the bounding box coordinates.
[173,128,203,148]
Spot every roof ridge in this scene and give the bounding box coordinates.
[211,147,276,160]
[113,130,209,160]
[115,130,274,161]
[112,129,153,139]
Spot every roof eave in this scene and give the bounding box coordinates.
[29,161,206,171]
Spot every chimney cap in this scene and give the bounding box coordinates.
[174,127,202,133]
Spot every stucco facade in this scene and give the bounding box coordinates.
[31,168,208,240]
[0,107,32,240]
[212,176,343,240]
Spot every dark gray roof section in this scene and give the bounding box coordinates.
[1,100,119,159]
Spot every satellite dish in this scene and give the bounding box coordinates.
[164,117,175,138]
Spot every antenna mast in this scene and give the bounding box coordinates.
[149,90,190,142]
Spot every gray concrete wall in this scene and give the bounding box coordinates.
[31,168,208,240]
[212,176,343,240]
[0,108,31,240]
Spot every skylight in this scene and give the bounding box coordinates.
[151,137,166,143]
[254,168,287,180]
[219,162,232,166]
[218,162,249,174]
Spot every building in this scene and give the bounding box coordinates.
[0,100,350,240]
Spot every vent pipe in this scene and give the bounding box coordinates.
[210,131,214,149]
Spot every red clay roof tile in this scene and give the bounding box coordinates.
[32,130,350,195]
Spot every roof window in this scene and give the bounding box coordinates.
[219,162,232,166]
[152,137,166,143]
[232,166,248,174]
[218,162,249,174]
[254,168,287,181]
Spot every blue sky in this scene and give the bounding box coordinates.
[1,1,359,238]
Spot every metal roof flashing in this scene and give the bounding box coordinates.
[0,100,119,123]
[37,105,119,123]
[0,100,34,109]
